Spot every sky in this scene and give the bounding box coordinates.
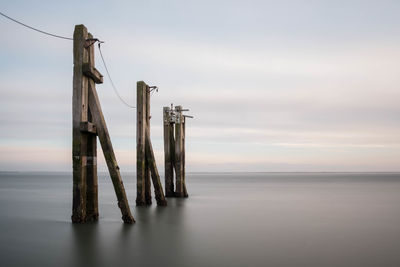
[0,0,400,172]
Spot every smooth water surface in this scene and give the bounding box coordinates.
[0,172,399,267]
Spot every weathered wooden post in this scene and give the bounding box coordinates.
[144,85,152,204]
[136,81,146,206]
[182,116,188,197]
[163,104,191,198]
[174,106,185,197]
[72,25,89,223]
[72,24,134,224]
[136,81,167,206]
[163,106,174,197]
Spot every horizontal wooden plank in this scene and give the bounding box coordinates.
[80,121,97,134]
[83,63,103,84]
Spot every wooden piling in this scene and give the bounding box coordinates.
[73,24,134,223]
[174,106,184,197]
[136,81,146,206]
[144,85,152,205]
[163,107,174,197]
[72,25,89,223]
[182,116,188,197]
[170,120,176,175]
[85,33,99,221]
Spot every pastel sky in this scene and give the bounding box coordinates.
[1,0,400,172]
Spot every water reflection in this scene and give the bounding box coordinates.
[1,173,400,267]
[71,223,101,267]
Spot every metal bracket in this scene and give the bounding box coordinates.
[164,104,193,124]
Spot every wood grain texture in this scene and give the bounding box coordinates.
[85,35,99,222]
[145,126,167,206]
[182,116,188,197]
[174,106,184,197]
[82,63,103,84]
[163,107,174,197]
[144,85,152,205]
[80,121,97,134]
[88,79,135,224]
[136,81,146,206]
[72,24,88,223]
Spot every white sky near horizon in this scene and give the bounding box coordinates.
[0,0,400,172]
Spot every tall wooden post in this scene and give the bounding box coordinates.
[174,106,184,197]
[144,85,152,204]
[72,24,134,223]
[72,25,89,223]
[136,81,146,206]
[163,104,190,198]
[137,81,167,206]
[85,33,99,221]
[182,116,188,197]
[163,107,174,197]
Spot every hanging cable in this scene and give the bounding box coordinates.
[1,11,138,109]
[0,11,73,40]
[97,43,136,109]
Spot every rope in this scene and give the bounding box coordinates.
[97,43,136,109]
[0,11,73,40]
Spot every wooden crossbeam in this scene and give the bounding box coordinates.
[83,63,103,84]
[80,121,97,134]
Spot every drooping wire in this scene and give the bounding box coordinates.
[1,11,138,109]
[0,11,73,40]
[97,43,136,109]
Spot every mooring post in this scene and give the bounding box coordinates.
[182,116,188,197]
[163,107,174,197]
[85,32,99,221]
[144,85,152,205]
[137,81,167,206]
[164,104,191,198]
[72,25,89,223]
[174,106,184,197]
[136,81,146,206]
[73,24,134,223]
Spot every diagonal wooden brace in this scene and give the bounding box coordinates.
[88,81,135,223]
[145,126,167,206]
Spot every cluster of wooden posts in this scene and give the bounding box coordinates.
[163,105,191,198]
[71,24,191,224]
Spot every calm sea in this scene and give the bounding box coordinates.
[0,172,399,267]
